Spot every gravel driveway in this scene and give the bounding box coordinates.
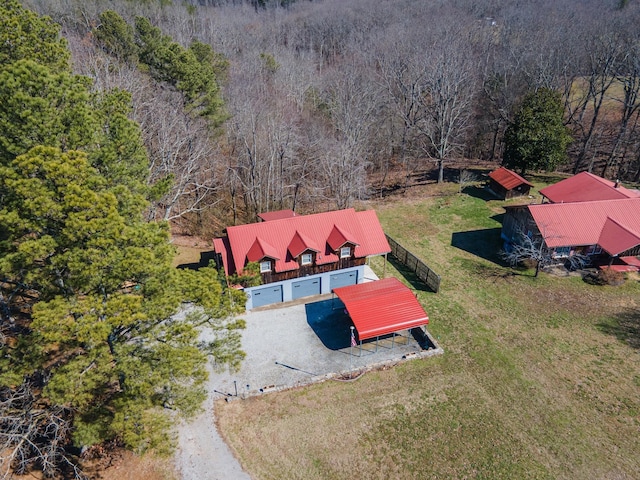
[175,267,441,479]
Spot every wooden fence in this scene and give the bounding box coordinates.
[385,235,441,293]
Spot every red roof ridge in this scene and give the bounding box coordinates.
[489,167,534,189]
[598,216,640,256]
[257,209,297,221]
[540,171,638,203]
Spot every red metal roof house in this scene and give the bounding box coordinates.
[213,208,391,309]
[502,173,640,270]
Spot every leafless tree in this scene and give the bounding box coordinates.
[0,384,86,480]
[415,29,477,183]
[377,35,426,190]
[602,34,640,179]
[457,169,479,194]
[568,32,622,174]
[501,229,552,277]
[318,63,381,209]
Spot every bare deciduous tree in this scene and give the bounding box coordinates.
[416,30,477,183]
[318,63,381,209]
[1,384,86,480]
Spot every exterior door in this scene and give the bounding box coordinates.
[291,277,321,300]
[330,270,358,290]
[251,285,283,308]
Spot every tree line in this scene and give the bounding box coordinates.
[22,0,640,231]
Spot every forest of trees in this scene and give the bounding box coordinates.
[1,0,640,477]
[19,0,640,233]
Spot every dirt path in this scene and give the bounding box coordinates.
[175,387,251,480]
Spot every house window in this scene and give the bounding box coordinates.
[553,246,571,258]
[301,253,313,265]
[340,246,351,258]
[260,260,272,273]
[586,245,602,256]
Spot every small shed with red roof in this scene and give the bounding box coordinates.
[488,167,534,200]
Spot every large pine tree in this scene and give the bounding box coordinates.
[0,2,246,477]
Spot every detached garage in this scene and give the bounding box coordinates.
[332,277,429,342]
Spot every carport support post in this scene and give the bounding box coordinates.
[349,326,354,377]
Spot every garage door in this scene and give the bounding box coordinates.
[292,277,321,300]
[251,285,283,308]
[330,270,358,290]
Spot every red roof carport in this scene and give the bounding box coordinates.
[332,277,429,341]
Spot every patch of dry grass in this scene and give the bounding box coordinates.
[215,190,640,479]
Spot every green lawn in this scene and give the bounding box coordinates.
[216,187,640,479]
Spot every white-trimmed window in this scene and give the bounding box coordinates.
[340,246,351,258]
[301,253,313,265]
[260,260,272,273]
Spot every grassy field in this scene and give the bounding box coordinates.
[215,182,640,479]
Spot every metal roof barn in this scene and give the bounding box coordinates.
[333,277,429,341]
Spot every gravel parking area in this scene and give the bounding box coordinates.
[175,267,441,479]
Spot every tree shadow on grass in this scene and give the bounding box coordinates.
[305,298,353,350]
[462,185,498,201]
[597,308,640,350]
[176,251,217,270]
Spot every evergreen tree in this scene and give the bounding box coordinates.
[0,0,69,71]
[133,16,227,126]
[94,10,138,64]
[503,88,573,175]
[0,147,246,474]
[0,3,247,477]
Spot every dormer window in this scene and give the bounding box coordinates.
[340,246,351,258]
[301,253,313,265]
[260,260,272,273]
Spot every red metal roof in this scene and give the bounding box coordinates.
[327,224,358,250]
[215,209,390,275]
[598,217,640,256]
[333,278,429,341]
[288,230,321,258]
[258,209,297,221]
[539,172,639,203]
[528,198,640,254]
[246,237,280,262]
[489,167,533,190]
